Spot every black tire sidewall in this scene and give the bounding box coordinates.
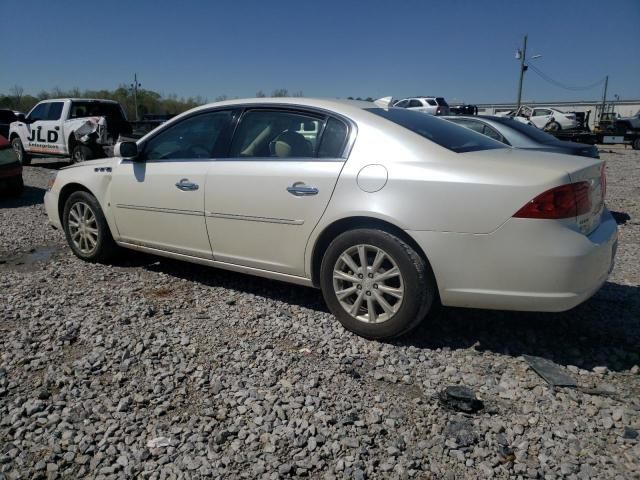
[12,138,31,165]
[63,191,113,262]
[320,229,435,339]
[72,145,93,163]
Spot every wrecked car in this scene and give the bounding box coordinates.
[9,98,132,164]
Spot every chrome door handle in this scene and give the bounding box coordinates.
[287,182,318,196]
[175,178,199,191]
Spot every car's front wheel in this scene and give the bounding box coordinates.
[320,229,436,339]
[63,191,118,263]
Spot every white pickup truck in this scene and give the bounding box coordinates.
[9,98,131,165]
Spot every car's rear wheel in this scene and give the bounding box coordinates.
[633,138,640,150]
[320,229,436,339]
[63,191,118,263]
[545,121,561,132]
[11,137,31,166]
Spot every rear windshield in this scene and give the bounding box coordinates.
[491,117,560,144]
[70,102,126,120]
[436,97,449,107]
[366,108,505,153]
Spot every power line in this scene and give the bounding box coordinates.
[527,64,605,91]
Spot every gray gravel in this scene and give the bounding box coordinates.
[1,150,639,479]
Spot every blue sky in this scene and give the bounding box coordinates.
[3,0,639,103]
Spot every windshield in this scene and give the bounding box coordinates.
[490,117,560,144]
[366,108,506,153]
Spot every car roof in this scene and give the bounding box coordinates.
[39,98,120,104]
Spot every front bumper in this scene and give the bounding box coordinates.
[408,210,618,312]
[44,189,63,230]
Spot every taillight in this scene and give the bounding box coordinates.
[436,107,442,115]
[514,182,591,219]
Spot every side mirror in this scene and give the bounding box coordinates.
[114,141,139,160]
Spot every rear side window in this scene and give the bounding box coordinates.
[408,99,423,108]
[230,110,322,159]
[318,118,348,158]
[46,102,64,120]
[426,99,437,106]
[366,108,505,153]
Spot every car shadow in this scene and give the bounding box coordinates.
[0,185,46,208]
[610,210,631,225]
[117,252,639,372]
[397,281,640,372]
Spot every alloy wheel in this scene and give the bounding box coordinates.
[332,244,405,324]
[67,202,99,255]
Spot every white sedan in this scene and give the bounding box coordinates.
[44,98,617,339]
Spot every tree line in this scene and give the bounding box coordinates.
[0,86,310,120]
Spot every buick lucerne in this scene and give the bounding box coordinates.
[44,98,618,339]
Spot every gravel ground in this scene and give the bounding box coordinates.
[1,150,639,479]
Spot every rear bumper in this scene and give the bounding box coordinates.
[408,210,618,312]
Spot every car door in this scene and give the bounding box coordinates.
[24,102,66,155]
[111,110,234,258]
[205,109,351,276]
[530,108,552,128]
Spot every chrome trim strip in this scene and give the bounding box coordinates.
[115,204,204,216]
[116,241,315,287]
[205,211,303,225]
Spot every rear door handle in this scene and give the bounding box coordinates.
[175,178,199,191]
[287,182,318,196]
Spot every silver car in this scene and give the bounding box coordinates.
[44,98,617,339]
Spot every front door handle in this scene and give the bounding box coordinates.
[175,178,199,191]
[287,182,318,196]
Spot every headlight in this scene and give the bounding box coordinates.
[46,172,57,191]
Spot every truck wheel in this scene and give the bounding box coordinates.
[71,145,93,163]
[11,137,31,166]
[633,138,640,150]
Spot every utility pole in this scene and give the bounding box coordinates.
[130,73,142,121]
[516,35,528,110]
[599,75,608,121]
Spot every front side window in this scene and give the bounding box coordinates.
[367,108,505,153]
[142,110,232,160]
[230,110,322,159]
[46,102,64,120]
[394,100,409,108]
[27,103,48,122]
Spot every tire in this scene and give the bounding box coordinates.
[71,144,93,163]
[633,138,640,150]
[11,137,31,166]
[63,191,118,263]
[320,228,437,339]
[545,121,561,132]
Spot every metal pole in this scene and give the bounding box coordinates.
[516,35,527,110]
[599,75,608,121]
[133,73,139,122]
